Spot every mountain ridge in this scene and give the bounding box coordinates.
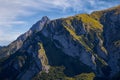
[0,5,120,80]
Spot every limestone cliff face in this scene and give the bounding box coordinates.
[0,5,120,80]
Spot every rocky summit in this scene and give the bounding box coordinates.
[0,5,120,80]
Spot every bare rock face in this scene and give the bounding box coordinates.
[0,16,50,58]
[100,10,120,76]
[0,5,120,80]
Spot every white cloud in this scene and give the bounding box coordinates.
[0,0,119,26]
[0,27,22,45]
[0,0,119,46]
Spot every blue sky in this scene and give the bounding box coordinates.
[0,0,120,46]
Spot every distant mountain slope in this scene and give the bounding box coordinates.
[0,46,2,48]
[0,5,120,80]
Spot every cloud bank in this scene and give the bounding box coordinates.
[0,0,120,45]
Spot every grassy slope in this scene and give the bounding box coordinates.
[33,66,95,80]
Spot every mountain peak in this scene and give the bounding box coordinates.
[29,16,50,32]
[41,16,50,22]
[16,16,50,43]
